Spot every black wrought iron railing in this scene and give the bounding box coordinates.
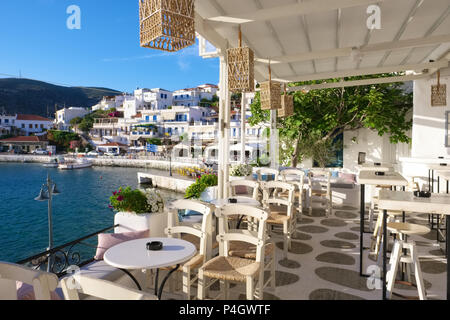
[16,224,119,277]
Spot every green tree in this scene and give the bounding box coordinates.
[70,117,83,126]
[249,75,413,167]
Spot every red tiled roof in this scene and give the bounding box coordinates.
[98,142,128,147]
[0,136,44,143]
[17,114,52,122]
[132,113,142,119]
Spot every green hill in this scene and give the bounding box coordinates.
[0,78,121,118]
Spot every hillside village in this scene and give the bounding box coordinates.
[0,83,268,163]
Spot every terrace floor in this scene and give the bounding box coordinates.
[147,203,447,301]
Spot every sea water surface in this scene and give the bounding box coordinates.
[0,163,182,263]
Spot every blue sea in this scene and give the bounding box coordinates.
[0,163,182,263]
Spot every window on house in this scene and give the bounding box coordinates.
[22,124,25,128]
[29,124,33,129]
[4,119,8,124]
[40,124,44,129]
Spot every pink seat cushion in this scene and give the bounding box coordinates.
[94,229,150,261]
[234,186,249,195]
[339,173,356,184]
[16,282,62,300]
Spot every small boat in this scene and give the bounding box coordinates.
[43,156,65,168]
[59,158,93,170]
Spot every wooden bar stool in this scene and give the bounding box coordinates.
[371,210,405,260]
[386,222,430,300]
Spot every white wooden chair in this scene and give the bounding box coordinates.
[227,180,260,201]
[197,204,269,300]
[279,169,306,220]
[262,181,296,259]
[164,199,215,300]
[308,169,333,216]
[61,274,157,300]
[0,262,59,300]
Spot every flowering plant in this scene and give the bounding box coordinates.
[109,186,164,214]
[144,188,165,213]
[230,163,253,177]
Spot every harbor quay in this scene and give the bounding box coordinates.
[0,154,203,171]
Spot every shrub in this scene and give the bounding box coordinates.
[109,187,150,214]
[185,174,218,199]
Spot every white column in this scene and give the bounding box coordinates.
[270,110,279,169]
[223,74,231,198]
[240,93,246,163]
[218,55,226,199]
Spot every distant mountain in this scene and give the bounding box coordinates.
[0,78,121,118]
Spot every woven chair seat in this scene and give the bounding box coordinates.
[267,204,290,224]
[181,233,219,250]
[161,254,205,271]
[228,241,275,260]
[201,256,260,282]
[311,190,328,196]
[387,223,430,236]
[279,190,304,198]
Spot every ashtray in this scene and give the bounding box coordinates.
[374,163,381,166]
[146,241,163,251]
[375,172,385,176]
[414,191,431,198]
[228,198,238,204]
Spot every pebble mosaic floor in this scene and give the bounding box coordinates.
[202,204,448,300]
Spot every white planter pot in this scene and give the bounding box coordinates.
[114,211,168,238]
[200,186,218,202]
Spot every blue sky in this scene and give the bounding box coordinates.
[0,0,219,93]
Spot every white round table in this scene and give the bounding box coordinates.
[210,196,261,208]
[104,237,196,299]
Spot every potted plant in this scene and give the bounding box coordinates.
[230,163,253,181]
[110,186,167,237]
[185,174,218,202]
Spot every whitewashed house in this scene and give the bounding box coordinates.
[15,115,53,136]
[172,85,218,107]
[55,107,90,131]
[0,114,16,135]
[91,95,127,112]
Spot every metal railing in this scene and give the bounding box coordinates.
[16,225,118,277]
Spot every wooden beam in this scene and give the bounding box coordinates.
[255,34,450,65]
[287,73,429,91]
[206,0,390,24]
[274,60,449,82]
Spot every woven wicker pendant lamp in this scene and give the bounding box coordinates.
[227,26,255,93]
[260,62,281,110]
[278,84,294,118]
[431,70,447,106]
[139,0,195,52]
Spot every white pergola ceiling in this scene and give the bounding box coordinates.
[194,0,450,87]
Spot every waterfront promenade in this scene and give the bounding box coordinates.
[0,154,203,171]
